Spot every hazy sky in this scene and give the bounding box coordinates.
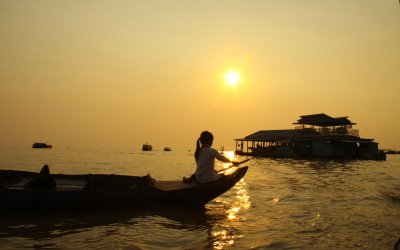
[1,1,399,150]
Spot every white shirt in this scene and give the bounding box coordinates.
[195,147,230,184]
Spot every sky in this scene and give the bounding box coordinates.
[1,0,399,151]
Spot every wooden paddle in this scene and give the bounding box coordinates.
[217,159,250,173]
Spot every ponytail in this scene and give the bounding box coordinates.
[194,138,201,162]
[194,131,214,162]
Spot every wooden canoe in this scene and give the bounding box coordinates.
[0,166,248,210]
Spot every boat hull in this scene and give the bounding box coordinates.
[0,167,248,210]
[32,142,52,148]
[142,144,152,151]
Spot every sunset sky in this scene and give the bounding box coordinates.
[1,1,399,150]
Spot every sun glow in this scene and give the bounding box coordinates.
[224,70,241,87]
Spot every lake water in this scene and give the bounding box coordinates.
[0,146,399,249]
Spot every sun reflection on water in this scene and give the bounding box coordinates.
[211,176,251,249]
[213,230,235,249]
[218,151,240,174]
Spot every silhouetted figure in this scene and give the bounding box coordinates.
[183,131,238,184]
[24,165,56,190]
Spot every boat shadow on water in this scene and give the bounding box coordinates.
[0,205,223,242]
[0,164,249,247]
[379,189,400,202]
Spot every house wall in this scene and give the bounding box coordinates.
[311,141,358,158]
[311,141,333,157]
[368,142,378,153]
[359,142,378,154]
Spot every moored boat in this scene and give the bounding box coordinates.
[0,165,248,210]
[32,142,52,148]
[142,143,152,151]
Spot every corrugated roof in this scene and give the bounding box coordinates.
[235,114,358,142]
[293,113,356,127]
[235,129,302,141]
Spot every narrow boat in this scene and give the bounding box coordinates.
[0,165,248,210]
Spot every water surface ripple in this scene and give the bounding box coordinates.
[0,146,399,249]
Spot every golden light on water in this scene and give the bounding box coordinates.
[211,152,251,249]
[224,151,235,158]
[212,177,250,249]
[213,230,235,249]
[230,179,251,212]
[224,70,241,87]
[227,207,240,220]
[218,151,237,174]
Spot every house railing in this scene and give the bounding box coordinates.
[295,126,359,137]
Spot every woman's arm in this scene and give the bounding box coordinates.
[212,149,238,165]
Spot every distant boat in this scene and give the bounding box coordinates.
[163,147,171,151]
[142,143,152,151]
[32,142,52,149]
[384,150,400,154]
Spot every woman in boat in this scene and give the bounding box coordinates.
[192,131,238,184]
[24,165,56,190]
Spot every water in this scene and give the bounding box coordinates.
[0,146,399,249]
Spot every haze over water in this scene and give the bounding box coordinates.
[1,1,400,150]
[1,1,400,248]
[1,146,399,249]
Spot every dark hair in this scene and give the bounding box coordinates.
[194,131,214,162]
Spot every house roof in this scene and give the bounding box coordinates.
[235,114,358,142]
[235,129,307,141]
[293,113,356,127]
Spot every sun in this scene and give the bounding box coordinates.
[224,70,241,87]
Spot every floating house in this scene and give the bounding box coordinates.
[235,114,386,160]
